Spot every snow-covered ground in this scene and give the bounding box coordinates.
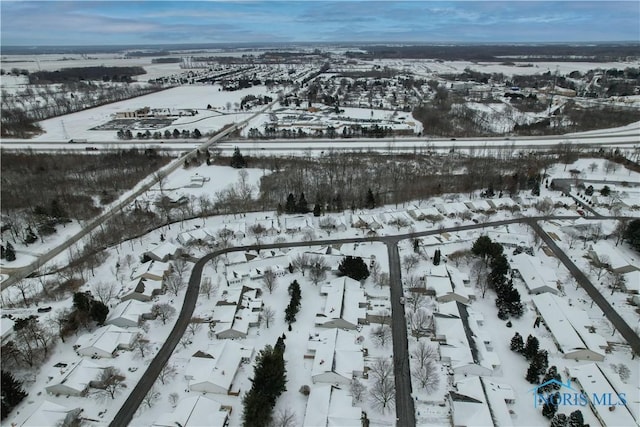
[2,152,639,426]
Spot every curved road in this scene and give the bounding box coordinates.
[110,215,640,427]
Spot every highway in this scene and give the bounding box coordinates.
[109,215,640,426]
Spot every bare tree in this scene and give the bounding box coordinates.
[133,334,152,358]
[270,408,297,427]
[408,308,432,339]
[249,223,266,245]
[369,365,395,414]
[92,282,118,304]
[413,359,440,393]
[471,259,490,298]
[291,253,310,275]
[369,358,394,384]
[199,277,216,299]
[14,279,33,307]
[606,271,625,295]
[262,306,275,328]
[151,303,176,325]
[612,219,629,246]
[408,291,427,312]
[404,274,421,290]
[262,268,278,294]
[448,249,472,268]
[141,385,160,408]
[179,336,192,349]
[411,340,438,369]
[309,256,328,285]
[376,272,390,288]
[187,318,203,336]
[158,363,178,385]
[165,273,185,296]
[402,254,420,275]
[370,324,392,347]
[95,367,126,400]
[369,261,381,283]
[350,378,366,402]
[172,258,190,281]
[168,392,180,407]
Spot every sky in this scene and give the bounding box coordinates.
[1,1,639,46]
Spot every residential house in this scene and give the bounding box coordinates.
[74,325,137,358]
[21,401,81,427]
[315,277,367,330]
[185,341,252,394]
[589,240,638,274]
[45,359,104,397]
[511,253,560,295]
[106,300,152,328]
[144,242,181,262]
[567,363,637,427]
[302,385,363,427]
[152,395,230,427]
[308,328,364,385]
[531,293,608,361]
[284,215,315,233]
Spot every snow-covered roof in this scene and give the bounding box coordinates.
[481,378,515,427]
[309,329,363,382]
[121,277,163,300]
[145,241,180,261]
[622,270,640,293]
[284,215,314,230]
[106,299,150,327]
[74,324,137,358]
[153,395,229,427]
[568,363,637,427]
[316,277,366,328]
[45,359,104,395]
[486,230,530,247]
[511,253,559,294]
[302,385,362,427]
[532,294,607,359]
[1,317,15,341]
[451,377,494,427]
[186,341,249,392]
[21,401,77,427]
[589,240,637,272]
[131,260,171,280]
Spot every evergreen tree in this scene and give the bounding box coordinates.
[1,371,28,420]
[540,366,561,393]
[624,219,640,251]
[24,226,37,245]
[297,192,309,214]
[193,128,202,138]
[550,413,568,427]
[285,193,297,214]
[365,188,376,209]
[313,203,321,217]
[0,244,4,259]
[335,193,343,211]
[510,332,524,353]
[242,345,287,427]
[533,350,549,377]
[4,242,15,262]
[471,235,493,261]
[433,249,441,265]
[73,292,92,313]
[523,335,539,360]
[338,256,370,281]
[230,146,247,168]
[567,410,584,427]
[526,361,540,384]
[542,392,560,419]
[90,301,109,325]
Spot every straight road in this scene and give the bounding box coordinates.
[529,220,640,356]
[386,240,415,427]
